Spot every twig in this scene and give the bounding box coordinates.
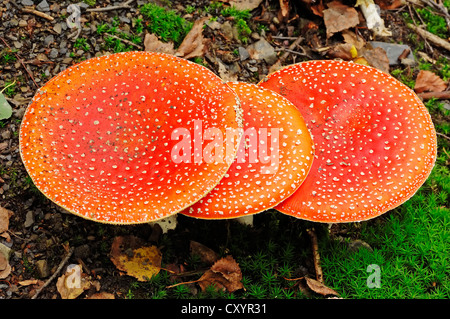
[307,228,323,283]
[31,247,74,299]
[407,23,450,52]
[166,279,200,289]
[21,7,54,21]
[103,32,143,50]
[272,36,300,40]
[417,90,450,100]
[275,47,309,57]
[0,37,39,89]
[437,132,450,141]
[87,0,135,12]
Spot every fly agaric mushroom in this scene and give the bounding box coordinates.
[19,51,243,224]
[181,82,314,219]
[259,60,437,222]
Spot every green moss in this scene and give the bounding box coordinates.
[416,7,449,38]
[139,3,192,47]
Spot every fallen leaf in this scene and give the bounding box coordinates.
[110,235,162,282]
[190,241,219,265]
[87,292,115,299]
[217,59,238,82]
[342,30,366,50]
[414,70,447,93]
[323,1,359,38]
[219,0,263,11]
[18,279,41,286]
[198,255,244,293]
[375,0,404,10]
[0,242,11,279]
[279,0,290,20]
[0,207,13,234]
[56,264,94,299]
[360,46,390,73]
[327,43,357,60]
[0,252,11,279]
[144,33,175,54]
[176,17,210,60]
[0,92,13,120]
[304,277,339,296]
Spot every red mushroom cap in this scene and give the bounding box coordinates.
[19,51,243,224]
[181,82,314,219]
[259,60,437,222]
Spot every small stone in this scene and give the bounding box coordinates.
[36,259,49,278]
[19,20,28,27]
[238,47,250,61]
[36,0,50,12]
[53,23,62,34]
[13,41,23,49]
[49,48,59,59]
[21,0,34,5]
[9,19,19,27]
[246,39,277,65]
[369,41,415,66]
[1,130,11,139]
[24,211,34,228]
[43,34,54,47]
[62,57,73,64]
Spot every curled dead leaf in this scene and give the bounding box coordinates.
[0,252,11,279]
[0,207,13,234]
[176,17,210,60]
[414,70,447,93]
[198,255,244,293]
[323,1,359,38]
[304,277,339,297]
[144,33,175,55]
[56,264,97,299]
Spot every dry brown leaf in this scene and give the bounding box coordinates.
[198,255,244,293]
[110,235,162,282]
[342,30,366,50]
[219,0,263,11]
[304,277,339,296]
[279,0,290,20]
[414,70,447,93]
[176,17,210,60]
[18,279,41,286]
[56,264,95,299]
[0,207,13,234]
[143,33,175,54]
[190,241,219,265]
[360,46,390,73]
[375,0,404,10]
[323,1,359,38]
[87,292,115,299]
[327,43,357,60]
[0,252,11,279]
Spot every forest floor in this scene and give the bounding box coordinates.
[0,0,449,302]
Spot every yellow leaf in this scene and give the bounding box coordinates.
[110,236,162,282]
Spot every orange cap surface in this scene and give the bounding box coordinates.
[181,82,314,219]
[20,51,242,224]
[259,60,437,222]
